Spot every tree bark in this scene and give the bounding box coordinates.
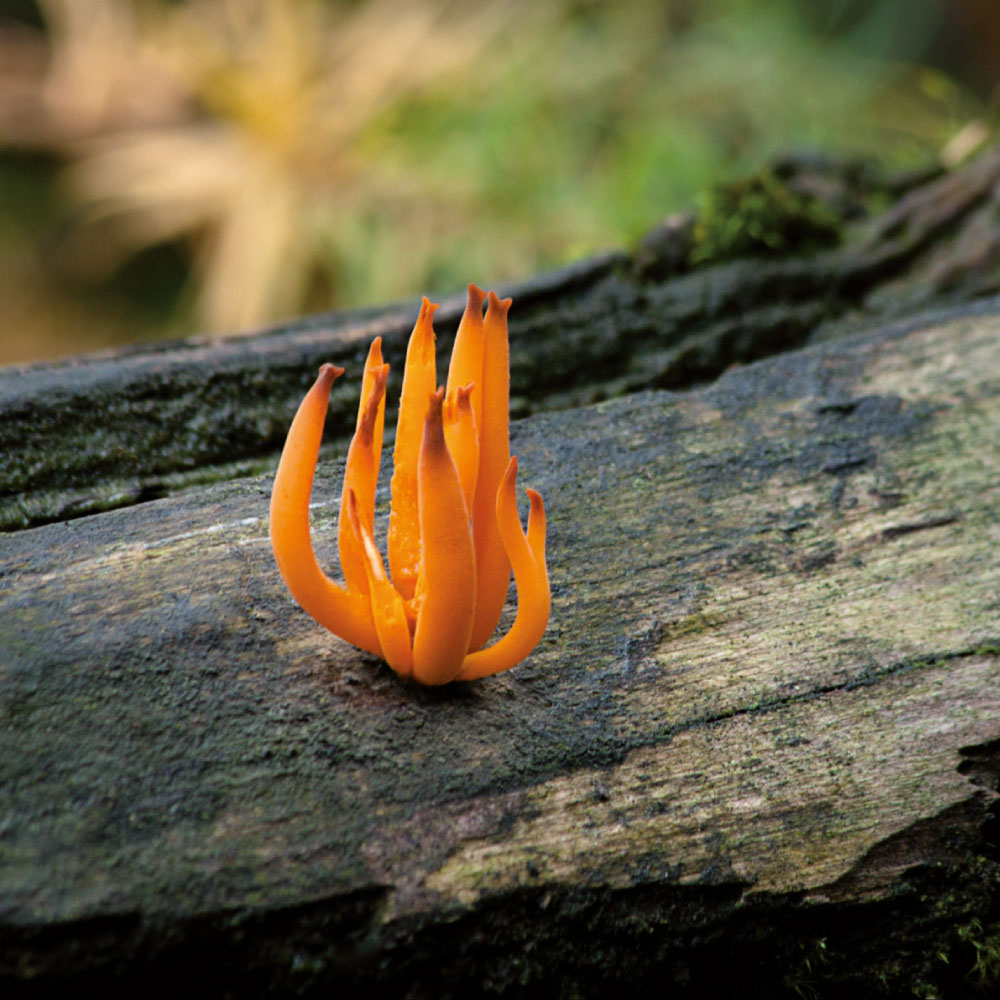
[2,147,1000,998]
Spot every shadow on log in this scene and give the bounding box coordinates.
[2,145,1000,998]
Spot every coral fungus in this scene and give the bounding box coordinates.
[270,286,549,685]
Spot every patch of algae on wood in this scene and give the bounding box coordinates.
[615,325,1000,735]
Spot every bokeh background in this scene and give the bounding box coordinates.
[0,0,997,366]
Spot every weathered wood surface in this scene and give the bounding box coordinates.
[3,290,1000,995]
[3,145,1000,531]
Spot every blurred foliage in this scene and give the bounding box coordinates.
[0,0,994,363]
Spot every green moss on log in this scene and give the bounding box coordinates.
[690,168,843,264]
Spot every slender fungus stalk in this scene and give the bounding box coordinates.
[269,286,550,684]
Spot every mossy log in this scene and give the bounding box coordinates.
[3,147,1000,998]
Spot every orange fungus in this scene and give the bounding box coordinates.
[269,286,550,685]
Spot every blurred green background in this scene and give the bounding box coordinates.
[0,0,996,365]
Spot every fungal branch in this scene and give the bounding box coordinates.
[269,285,550,685]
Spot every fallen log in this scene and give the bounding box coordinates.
[2,148,1000,998]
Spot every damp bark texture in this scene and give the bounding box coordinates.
[2,145,1000,998]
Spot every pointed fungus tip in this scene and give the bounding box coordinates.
[413,299,439,361]
[486,290,512,315]
[427,385,446,417]
[466,283,487,312]
[319,363,345,382]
